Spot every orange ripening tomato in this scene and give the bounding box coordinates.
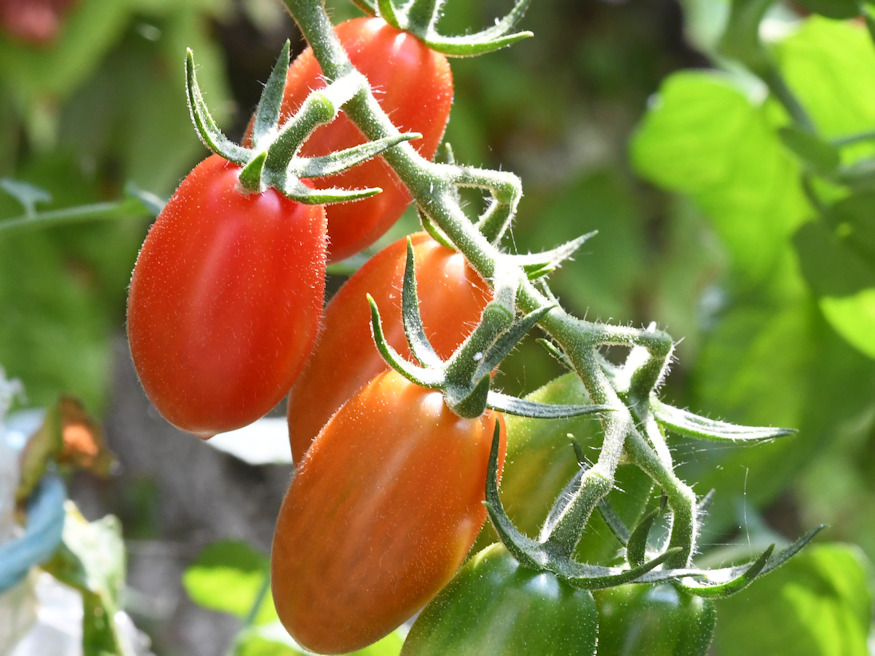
[271,370,506,655]
[286,232,491,463]
[127,155,326,438]
[248,17,453,263]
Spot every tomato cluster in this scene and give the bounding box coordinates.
[127,10,721,656]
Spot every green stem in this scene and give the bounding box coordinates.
[832,129,875,148]
[0,198,151,239]
[760,66,815,134]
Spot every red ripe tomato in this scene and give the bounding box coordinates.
[127,155,327,438]
[271,369,506,655]
[262,17,453,263]
[286,232,491,463]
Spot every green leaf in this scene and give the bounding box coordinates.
[794,0,862,20]
[631,71,810,287]
[0,0,130,103]
[714,543,873,656]
[234,623,404,656]
[793,204,875,359]
[817,290,875,360]
[777,126,840,176]
[775,18,875,149]
[182,540,278,627]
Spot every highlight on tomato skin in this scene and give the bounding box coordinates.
[286,231,491,464]
[126,154,327,439]
[271,369,506,655]
[248,17,453,263]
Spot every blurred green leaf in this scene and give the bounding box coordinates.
[795,0,862,19]
[631,71,809,288]
[775,18,875,149]
[777,126,840,176]
[0,0,129,104]
[183,540,278,627]
[525,169,647,321]
[817,291,875,360]
[714,543,873,656]
[234,623,404,656]
[793,194,875,359]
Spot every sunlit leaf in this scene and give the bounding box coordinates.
[714,543,872,656]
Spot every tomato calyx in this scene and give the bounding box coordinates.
[185,42,421,204]
[366,238,610,420]
[351,0,534,57]
[484,419,827,597]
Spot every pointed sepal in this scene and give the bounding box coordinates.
[250,40,291,149]
[185,49,250,165]
[508,232,598,280]
[399,238,443,368]
[653,399,797,442]
[366,294,444,388]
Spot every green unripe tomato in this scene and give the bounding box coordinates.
[402,543,598,656]
[594,583,717,656]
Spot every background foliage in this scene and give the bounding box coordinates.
[1,0,873,654]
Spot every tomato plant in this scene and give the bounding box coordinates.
[271,369,506,655]
[286,231,491,462]
[264,16,453,263]
[402,542,598,656]
[127,154,327,438]
[594,583,717,656]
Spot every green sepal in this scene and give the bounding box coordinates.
[250,40,291,149]
[349,0,377,15]
[537,338,574,370]
[376,0,403,30]
[366,293,445,388]
[507,231,597,280]
[678,525,826,599]
[626,504,662,568]
[418,208,455,249]
[446,374,493,419]
[483,427,686,589]
[421,0,535,57]
[400,238,443,368]
[472,305,555,381]
[282,178,382,205]
[652,399,796,442]
[377,0,533,58]
[485,392,609,419]
[297,133,420,179]
[185,49,250,166]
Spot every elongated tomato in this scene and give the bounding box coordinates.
[261,17,453,263]
[127,155,326,438]
[286,232,491,463]
[271,370,506,655]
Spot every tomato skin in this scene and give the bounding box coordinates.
[286,232,491,463]
[127,155,326,438]
[594,583,716,656]
[269,17,453,263]
[271,370,506,655]
[401,543,598,656]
